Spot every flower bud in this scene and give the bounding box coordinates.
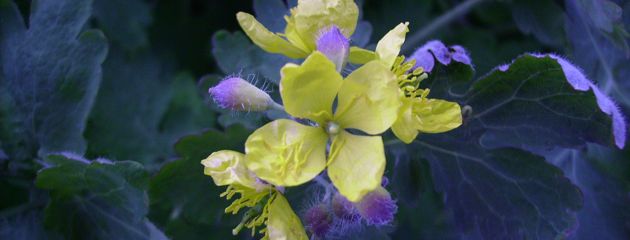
[209,77,275,112]
[354,186,397,225]
[303,203,333,238]
[201,150,259,189]
[331,193,359,221]
[316,26,350,72]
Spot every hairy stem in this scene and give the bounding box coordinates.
[402,0,487,53]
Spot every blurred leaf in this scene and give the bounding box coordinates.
[211,30,291,84]
[149,125,251,240]
[35,154,166,240]
[508,0,565,46]
[252,0,288,33]
[565,0,630,110]
[86,48,214,165]
[0,210,61,240]
[549,146,630,240]
[85,48,174,164]
[0,0,107,161]
[92,0,152,51]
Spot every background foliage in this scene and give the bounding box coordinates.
[0,0,628,239]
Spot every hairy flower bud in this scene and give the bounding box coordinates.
[304,203,333,238]
[354,187,397,225]
[316,26,350,72]
[209,77,276,112]
[331,193,359,221]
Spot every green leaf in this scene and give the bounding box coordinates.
[465,55,616,151]
[149,125,251,239]
[0,0,107,161]
[35,154,166,239]
[413,136,582,239]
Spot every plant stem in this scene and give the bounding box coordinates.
[402,0,487,53]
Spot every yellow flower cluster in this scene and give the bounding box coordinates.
[202,0,462,239]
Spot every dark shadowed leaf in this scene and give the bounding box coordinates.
[416,134,582,239]
[35,154,166,240]
[92,0,152,51]
[508,0,565,46]
[0,0,107,161]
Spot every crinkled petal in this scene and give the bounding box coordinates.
[237,12,308,58]
[292,0,359,50]
[201,150,258,188]
[280,51,342,123]
[391,98,419,144]
[244,119,328,186]
[375,22,409,68]
[348,46,376,64]
[334,61,400,134]
[328,131,386,202]
[267,193,309,240]
[414,99,462,133]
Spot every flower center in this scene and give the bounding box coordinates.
[326,121,341,135]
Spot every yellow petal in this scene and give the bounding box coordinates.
[283,15,311,54]
[375,22,409,68]
[348,46,376,64]
[201,150,258,188]
[391,98,419,144]
[334,61,400,134]
[280,52,342,124]
[414,99,462,133]
[328,131,386,202]
[236,12,308,59]
[292,0,359,50]
[266,193,309,240]
[244,119,328,186]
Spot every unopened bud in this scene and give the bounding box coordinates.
[209,77,276,111]
[316,26,349,72]
[331,193,359,221]
[304,204,333,238]
[354,187,397,225]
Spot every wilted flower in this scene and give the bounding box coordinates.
[316,26,350,72]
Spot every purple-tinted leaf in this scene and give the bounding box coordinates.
[469,54,624,150]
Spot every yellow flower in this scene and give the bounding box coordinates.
[237,0,359,59]
[244,52,400,202]
[351,22,463,143]
[202,151,308,240]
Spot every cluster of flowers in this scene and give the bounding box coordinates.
[202,0,462,239]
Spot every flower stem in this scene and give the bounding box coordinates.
[402,0,487,53]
